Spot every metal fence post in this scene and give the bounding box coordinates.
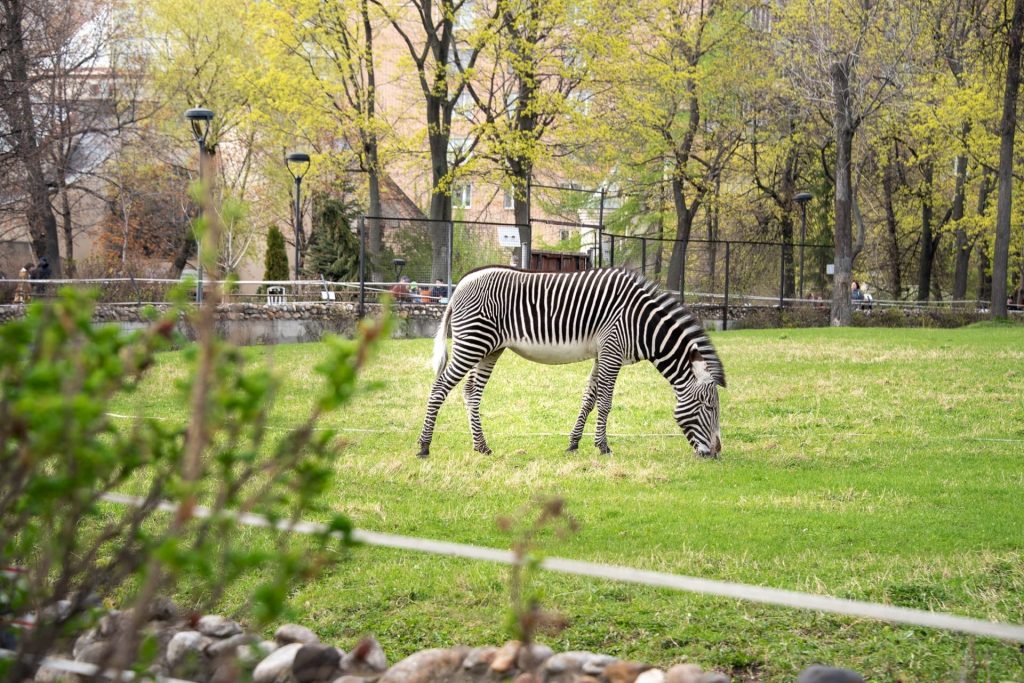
[447,220,454,293]
[609,235,615,268]
[779,244,785,308]
[641,238,647,276]
[358,216,366,319]
[679,246,686,304]
[597,187,606,268]
[723,241,730,330]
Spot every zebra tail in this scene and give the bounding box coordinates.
[432,303,452,376]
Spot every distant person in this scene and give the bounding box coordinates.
[30,256,50,297]
[390,275,411,302]
[430,279,448,303]
[851,280,864,310]
[14,263,32,304]
[861,283,874,312]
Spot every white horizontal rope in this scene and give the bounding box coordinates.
[0,649,197,683]
[100,492,1024,643]
[100,413,1024,444]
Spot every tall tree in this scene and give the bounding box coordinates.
[991,0,1024,317]
[780,0,921,324]
[369,0,492,280]
[255,0,390,275]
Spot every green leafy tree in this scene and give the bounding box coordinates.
[304,196,361,281]
[264,225,290,283]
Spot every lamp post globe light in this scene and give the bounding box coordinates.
[285,152,311,281]
[794,191,813,300]
[185,108,214,303]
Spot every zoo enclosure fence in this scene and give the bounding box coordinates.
[1,215,1009,322]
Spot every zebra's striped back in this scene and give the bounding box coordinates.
[449,267,725,387]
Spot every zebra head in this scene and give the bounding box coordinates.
[673,346,725,458]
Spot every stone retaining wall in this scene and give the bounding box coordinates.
[0,301,1003,345]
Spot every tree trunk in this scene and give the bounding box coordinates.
[950,144,970,300]
[666,176,697,297]
[426,93,453,282]
[992,0,1024,317]
[59,181,75,277]
[830,60,855,326]
[1,0,62,277]
[917,163,936,302]
[882,148,902,299]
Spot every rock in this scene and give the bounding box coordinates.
[333,677,369,683]
[197,615,242,639]
[149,597,180,622]
[378,647,469,683]
[275,624,320,647]
[462,647,498,673]
[581,655,619,676]
[206,633,252,658]
[490,641,522,673]
[72,629,99,659]
[34,665,72,683]
[601,661,651,683]
[516,643,553,672]
[514,674,538,683]
[253,643,304,683]
[696,674,730,683]
[545,652,594,675]
[795,666,864,683]
[209,658,242,683]
[97,610,131,638]
[665,664,704,683]
[292,644,342,683]
[573,677,601,683]
[75,641,109,665]
[340,636,387,674]
[166,631,213,668]
[635,671,664,683]
[239,641,279,666]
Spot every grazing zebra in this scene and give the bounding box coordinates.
[417,267,726,458]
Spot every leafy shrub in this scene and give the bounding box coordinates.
[0,288,388,681]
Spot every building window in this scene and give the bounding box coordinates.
[503,188,515,210]
[448,136,472,165]
[560,229,570,242]
[748,4,772,32]
[452,182,472,208]
[455,88,474,113]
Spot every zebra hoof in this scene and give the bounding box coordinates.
[597,444,612,456]
[417,445,430,458]
[474,445,493,455]
[566,444,579,453]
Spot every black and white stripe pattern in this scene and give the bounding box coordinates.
[417,267,726,457]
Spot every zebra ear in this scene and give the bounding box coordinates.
[687,346,714,384]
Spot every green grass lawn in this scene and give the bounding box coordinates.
[108,325,1024,682]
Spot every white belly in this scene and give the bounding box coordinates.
[506,339,597,365]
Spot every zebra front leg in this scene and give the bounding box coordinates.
[418,359,474,458]
[463,351,503,455]
[592,355,622,455]
[567,363,598,452]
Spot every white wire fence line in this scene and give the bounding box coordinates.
[96,492,1024,643]
[2,278,1013,313]
[101,412,1024,444]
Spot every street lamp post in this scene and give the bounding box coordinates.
[285,152,311,281]
[794,191,813,300]
[185,107,214,304]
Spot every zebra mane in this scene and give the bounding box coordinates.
[623,269,727,388]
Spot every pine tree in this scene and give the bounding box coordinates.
[263,226,290,285]
[304,195,360,281]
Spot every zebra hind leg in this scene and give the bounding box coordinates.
[463,351,503,455]
[418,351,478,458]
[567,362,598,452]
